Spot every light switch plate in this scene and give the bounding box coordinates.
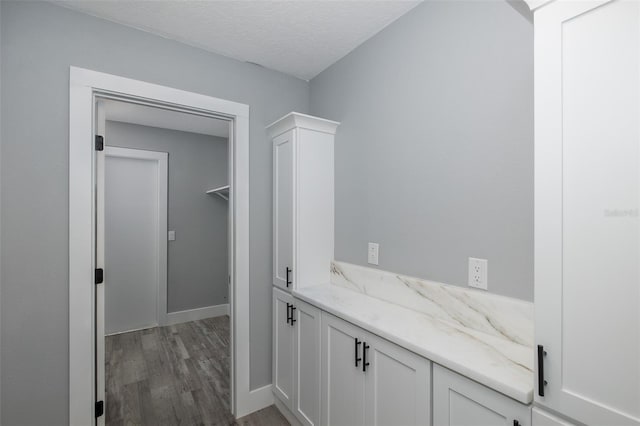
[168,230,176,241]
[368,242,379,265]
[468,257,488,290]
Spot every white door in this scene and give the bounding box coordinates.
[273,129,295,290]
[364,333,430,426]
[293,299,321,426]
[321,313,366,426]
[432,364,530,426]
[273,287,295,408]
[534,1,639,425]
[104,147,168,335]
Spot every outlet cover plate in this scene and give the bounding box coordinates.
[368,242,379,265]
[468,257,488,290]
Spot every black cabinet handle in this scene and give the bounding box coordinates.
[362,342,370,372]
[537,345,547,397]
[290,306,296,326]
[286,267,292,287]
[355,338,362,367]
[286,303,292,325]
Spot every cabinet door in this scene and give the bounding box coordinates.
[532,408,574,426]
[273,129,295,290]
[364,333,431,426]
[534,1,639,425]
[321,313,366,426]
[273,287,294,408]
[293,299,321,426]
[433,365,530,426]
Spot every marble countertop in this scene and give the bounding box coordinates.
[293,284,534,404]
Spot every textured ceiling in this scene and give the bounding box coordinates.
[54,0,422,80]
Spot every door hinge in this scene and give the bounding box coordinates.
[95,268,104,284]
[95,400,104,418]
[95,135,104,151]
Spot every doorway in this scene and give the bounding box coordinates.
[69,67,255,426]
[96,98,234,424]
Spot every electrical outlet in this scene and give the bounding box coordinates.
[168,230,176,241]
[368,242,379,265]
[468,257,488,290]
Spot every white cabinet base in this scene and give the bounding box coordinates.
[364,333,430,426]
[294,299,321,426]
[433,364,530,426]
[273,288,295,408]
[321,312,431,426]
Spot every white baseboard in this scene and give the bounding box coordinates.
[236,384,275,419]
[165,303,229,326]
[273,396,302,426]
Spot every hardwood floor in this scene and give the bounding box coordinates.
[106,316,289,426]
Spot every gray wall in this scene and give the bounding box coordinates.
[0,2,308,424]
[107,121,229,313]
[310,0,534,301]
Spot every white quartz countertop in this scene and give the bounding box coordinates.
[293,284,534,404]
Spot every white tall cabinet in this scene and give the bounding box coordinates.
[268,113,339,292]
[269,113,338,425]
[529,1,640,425]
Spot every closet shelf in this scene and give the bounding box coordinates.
[206,185,230,201]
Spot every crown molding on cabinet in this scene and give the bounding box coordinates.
[522,0,555,11]
[267,112,340,139]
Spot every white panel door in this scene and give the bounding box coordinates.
[273,287,295,408]
[534,1,640,425]
[105,148,167,335]
[293,298,321,426]
[273,129,295,290]
[363,332,431,426]
[321,313,366,426]
[432,364,530,426]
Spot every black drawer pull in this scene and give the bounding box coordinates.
[290,306,296,326]
[362,342,370,372]
[286,303,292,325]
[286,267,292,287]
[355,338,362,367]
[538,345,547,397]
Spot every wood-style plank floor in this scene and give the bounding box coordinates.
[106,316,289,426]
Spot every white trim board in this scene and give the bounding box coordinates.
[165,304,230,326]
[69,66,254,425]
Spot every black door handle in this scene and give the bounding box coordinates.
[286,267,292,287]
[286,303,292,325]
[290,306,296,326]
[538,345,547,397]
[513,420,520,426]
[362,342,370,372]
[355,338,362,367]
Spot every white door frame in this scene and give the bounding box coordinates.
[104,146,169,330]
[69,66,256,425]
